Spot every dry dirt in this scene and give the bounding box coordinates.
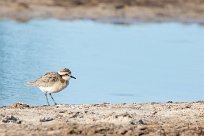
[0,0,204,23]
[0,102,204,135]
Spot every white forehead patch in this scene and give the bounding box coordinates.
[58,71,68,75]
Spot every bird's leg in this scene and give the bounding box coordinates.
[49,93,57,105]
[45,93,50,106]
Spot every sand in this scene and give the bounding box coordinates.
[0,0,204,23]
[0,102,204,135]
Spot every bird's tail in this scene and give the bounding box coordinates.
[25,81,35,86]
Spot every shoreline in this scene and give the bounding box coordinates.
[1,102,204,135]
[0,0,204,24]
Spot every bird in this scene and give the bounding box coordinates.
[25,68,76,105]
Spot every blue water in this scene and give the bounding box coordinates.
[0,20,204,106]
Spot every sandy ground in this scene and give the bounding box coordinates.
[0,0,204,23]
[0,102,204,135]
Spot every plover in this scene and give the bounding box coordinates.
[25,68,76,105]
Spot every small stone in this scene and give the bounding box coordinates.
[130,119,145,125]
[70,112,80,118]
[40,117,53,122]
[59,110,67,113]
[152,111,157,115]
[10,102,29,108]
[117,128,128,135]
[1,115,22,124]
[185,105,191,108]
[115,113,132,118]
[138,119,145,125]
[115,4,125,9]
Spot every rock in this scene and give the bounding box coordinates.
[70,112,80,118]
[130,119,145,125]
[9,102,29,108]
[185,105,191,108]
[1,115,22,124]
[70,112,83,118]
[138,126,148,136]
[59,110,67,113]
[117,128,128,135]
[94,127,110,134]
[115,4,125,9]
[40,117,53,122]
[115,113,132,118]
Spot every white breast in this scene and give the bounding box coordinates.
[39,82,68,93]
[39,86,54,93]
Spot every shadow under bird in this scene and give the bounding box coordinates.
[25,68,76,105]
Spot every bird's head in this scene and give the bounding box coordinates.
[58,68,76,81]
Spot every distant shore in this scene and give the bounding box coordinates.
[0,102,204,135]
[0,0,204,24]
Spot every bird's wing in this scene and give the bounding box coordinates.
[31,72,61,87]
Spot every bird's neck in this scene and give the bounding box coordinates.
[60,78,69,84]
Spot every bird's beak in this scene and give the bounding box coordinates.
[70,75,76,79]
